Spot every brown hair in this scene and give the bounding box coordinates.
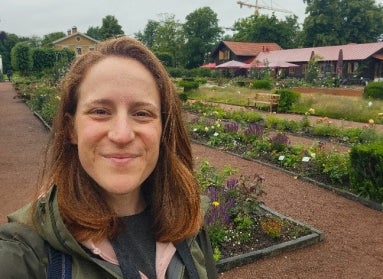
[34,37,201,243]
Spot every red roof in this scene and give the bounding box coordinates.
[215,41,282,56]
[254,42,383,64]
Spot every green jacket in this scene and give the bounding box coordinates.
[0,186,217,278]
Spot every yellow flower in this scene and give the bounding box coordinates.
[368,119,375,124]
[212,201,220,207]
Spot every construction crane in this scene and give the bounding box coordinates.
[237,0,293,15]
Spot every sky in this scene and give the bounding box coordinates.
[1,0,308,38]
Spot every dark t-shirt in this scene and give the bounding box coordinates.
[110,209,156,279]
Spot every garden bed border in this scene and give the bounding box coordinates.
[216,204,324,273]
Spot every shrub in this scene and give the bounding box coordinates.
[363,82,383,100]
[155,51,174,67]
[177,78,199,92]
[250,79,273,90]
[11,42,32,76]
[349,143,383,203]
[275,89,300,113]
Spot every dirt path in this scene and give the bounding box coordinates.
[0,82,49,222]
[1,82,382,278]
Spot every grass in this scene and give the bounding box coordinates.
[184,84,383,124]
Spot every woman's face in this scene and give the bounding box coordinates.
[70,56,162,214]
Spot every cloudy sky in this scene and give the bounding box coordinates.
[1,0,310,38]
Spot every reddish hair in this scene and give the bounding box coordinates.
[33,37,201,243]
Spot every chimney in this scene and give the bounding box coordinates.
[71,26,77,34]
[67,29,71,36]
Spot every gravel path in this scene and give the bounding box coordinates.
[1,82,382,278]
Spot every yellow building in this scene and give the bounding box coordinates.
[52,26,99,55]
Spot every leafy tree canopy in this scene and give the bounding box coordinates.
[302,0,383,46]
[86,26,102,41]
[134,20,160,48]
[183,7,223,69]
[232,14,301,49]
[99,15,124,40]
[41,32,66,46]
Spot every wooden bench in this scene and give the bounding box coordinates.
[248,93,280,113]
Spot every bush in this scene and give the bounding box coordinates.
[250,79,273,90]
[275,89,300,112]
[349,142,383,203]
[177,78,200,92]
[11,42,32,76]
[363,82,383,100]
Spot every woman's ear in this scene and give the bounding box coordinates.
[65,113,78,145]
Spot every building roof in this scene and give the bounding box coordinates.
[212,41,282,57]
[254,42,383,64]
[52,32,99,45]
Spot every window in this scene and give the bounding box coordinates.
[76,36,81,42]
[76,47,82,55]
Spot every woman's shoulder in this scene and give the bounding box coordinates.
[0,222,47,278]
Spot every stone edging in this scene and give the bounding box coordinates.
[216,204,324,273]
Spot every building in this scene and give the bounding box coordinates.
[253,42,383,82]
[211,41,282,65]
[210,40,383,82]
[52,26,99,56]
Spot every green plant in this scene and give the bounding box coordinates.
[314,149,350,185]
[349,143,383,203]
[177,78,200,92]
[363,82,383,100]
[199,162,265,260]
[250,79,273,90]
[275,89,300,113]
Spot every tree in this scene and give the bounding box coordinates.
[135,20,160,48]
[302,0,383,46]
[41,32,66,47]
[11,42,32,76]
[86,26,102,41]
[99,15,124,40]
[183,7,223,69]
[233,14,301,49]
[151,14,185,67]
[0,33,26,72]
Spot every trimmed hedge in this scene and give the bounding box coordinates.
[363,81,383,100]
[349,142,383,203]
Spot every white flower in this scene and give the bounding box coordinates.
[213,132,219,137]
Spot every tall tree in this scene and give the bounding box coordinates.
[135,20,160,48]
[151,14,185,67]
[183,7,223,69]
[99,15,124,40]
[86,26,102,41]
[0,33,25,72]
[233,14,301,49]
[302,0,383,46]
[41,32,66,47]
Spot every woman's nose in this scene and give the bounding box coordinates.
[108,115,135,144]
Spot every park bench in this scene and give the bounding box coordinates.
[247,92,280,113]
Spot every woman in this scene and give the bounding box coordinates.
[0,37,217,278]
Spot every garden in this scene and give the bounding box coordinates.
[8,74,383,272]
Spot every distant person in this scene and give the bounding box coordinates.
[0,37,217,278]
[6,69,12,82]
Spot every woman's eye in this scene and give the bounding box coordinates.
[135,111,151,117]
[90,108,109,116]
[89,108,109,117]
